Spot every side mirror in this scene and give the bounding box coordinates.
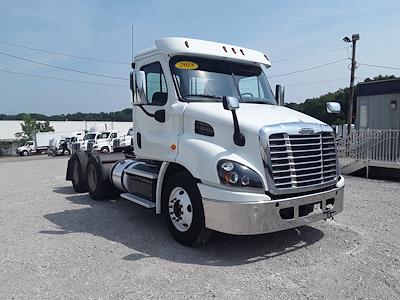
[275,85,285,106]
[326,102,341,114]
[222,96,240,111]
[134,70,148,104]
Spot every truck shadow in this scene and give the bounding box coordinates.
[44,186,325,266]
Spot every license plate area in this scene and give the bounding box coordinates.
[299,201,322,217]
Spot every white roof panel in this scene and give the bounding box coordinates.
[136,37,271,67]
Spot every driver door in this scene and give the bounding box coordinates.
[133,55,178,161]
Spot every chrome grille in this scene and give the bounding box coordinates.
[267,131,338,192]
[113,138,121,148]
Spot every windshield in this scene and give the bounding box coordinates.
[84,133,96,140]
[170,56,276,104]
[99,132,110,139]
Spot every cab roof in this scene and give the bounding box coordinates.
[135,37,271,67]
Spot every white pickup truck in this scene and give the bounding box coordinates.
[66,37,344,246]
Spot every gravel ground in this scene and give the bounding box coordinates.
[0,156,399,299]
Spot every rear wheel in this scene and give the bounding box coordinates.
[162,171,212,246]
[86,155,114,200]
[70,152,88,193]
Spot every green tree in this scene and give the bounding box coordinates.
[15,114,54,139]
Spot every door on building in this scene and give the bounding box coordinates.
[389,99,399,129]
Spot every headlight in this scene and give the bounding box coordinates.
[217,160,264,190]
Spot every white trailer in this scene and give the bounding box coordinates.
[66,37,344,246]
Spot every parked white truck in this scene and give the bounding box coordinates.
[17,131,68,156]
[66,37,344,246]
[92,130,119,153]
[112,127,134,152]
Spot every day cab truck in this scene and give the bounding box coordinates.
[66,37,344,246]
[112,127,134,152]
[92,130,119,153]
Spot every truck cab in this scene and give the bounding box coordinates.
[17,141,36,156]
[113,127,134,152]
[67,37,344,246]
[93,130,119,153]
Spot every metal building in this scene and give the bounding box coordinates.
[356,78,400,130]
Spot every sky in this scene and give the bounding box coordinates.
[0,0,399,115]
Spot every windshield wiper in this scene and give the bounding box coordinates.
[185,94,222,101]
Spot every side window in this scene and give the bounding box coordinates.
[239,76,265,98]
[111,132,117,139]
[140,62,168,106]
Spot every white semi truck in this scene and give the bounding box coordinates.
[66,37,344,246]
[112,127,134,152]
[92,130,119,153]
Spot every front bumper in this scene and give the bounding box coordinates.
[200,176,344,235]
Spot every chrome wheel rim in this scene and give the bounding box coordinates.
[168,187,193,232]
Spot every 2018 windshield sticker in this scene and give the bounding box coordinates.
[175,61,199,70]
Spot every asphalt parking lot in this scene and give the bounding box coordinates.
[0,156,399,299]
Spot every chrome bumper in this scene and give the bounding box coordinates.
[202,177,344,235]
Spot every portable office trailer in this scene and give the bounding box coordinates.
[356,79,400,130]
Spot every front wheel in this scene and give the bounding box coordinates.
[100,147,110,153]
[162,171,212,246]
[63,149,71,156]
[21,150,29,156]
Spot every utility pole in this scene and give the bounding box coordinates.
[343,34,360,136]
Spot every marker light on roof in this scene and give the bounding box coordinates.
[185,41,189,48]
[264,54,269,60]
[231,48,236,54]
[222,46,227,53]
[240,49,245,55]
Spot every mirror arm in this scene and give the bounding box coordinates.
[137,104,155,118]
[137,105,165,123]
[232,111,245,146]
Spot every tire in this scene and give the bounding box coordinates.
[70,152,88,193]
[86,155,114,200]
[63,149,71,156]
[100,147,110,153]
[162,171,213,246]
[21,150,29,157]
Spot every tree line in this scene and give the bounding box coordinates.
[2,75,397,125]
[0,108,132,122]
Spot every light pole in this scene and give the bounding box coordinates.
[343,34,360,136]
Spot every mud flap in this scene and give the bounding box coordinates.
[66,158,73,181]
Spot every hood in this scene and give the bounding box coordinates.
[184,103,325,133]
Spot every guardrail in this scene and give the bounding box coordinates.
[337,129,400,176]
